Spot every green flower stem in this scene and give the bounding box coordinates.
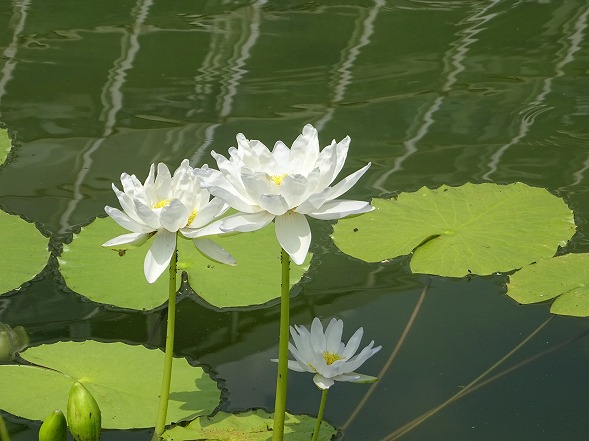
[153,243,178,440]
[272,248,291,441]
[311,389,329,441]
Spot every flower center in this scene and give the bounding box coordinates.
[322,352,344,365]
[270,173,287,186]
[186,209,198,227]
[153,199,171,209]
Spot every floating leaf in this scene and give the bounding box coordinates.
[0,128,10,166]
[0,341,219,429]
[506,253,589,317]
[163,409,336,441]
[59,218,310,310]
[59,218,169,310]
[179,230,311,309]
[332,183,575,277]
[0,210,50,294]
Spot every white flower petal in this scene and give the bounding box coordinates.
[347,373,378,384]
[133,200,161,229]
[289,124,319,175]
[324,319,344,354]
[182,218,225,239]
[325,162,371,202]
[105,206,154,234]
[305,199,373,220]
[313,374,334,390]
[102,232,150,249]
[220,212,274,233]
[159,199,189,232]
[332,373,361,383]
[154,163,172,201]
[259,194,290,216]
[193,238,236,266]
[144,230,177,283]
[271,141,290,169]
[310,318,326,353]
[342,327,364,359]
[188,197,229,229]
[274,212,311,265]
[241,172,279,202]
[279,174,312,208]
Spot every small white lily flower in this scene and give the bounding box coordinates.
[276,317,381,390]
[103,159,235,283]
[196,124,373,265]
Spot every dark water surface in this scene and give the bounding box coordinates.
[1,1,589,440]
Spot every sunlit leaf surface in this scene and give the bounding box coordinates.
[332,183,575,277]
[163,409,336,441]
[507,253,589,317]
[0,341,219,429]
[59,218,310,310]
[0,128,10,166]
[0,210,49,294]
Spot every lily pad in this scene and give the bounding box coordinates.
[0,128,10,166]
[163,409,337,441]
[59,218,169,310]
[59,218,311,310]
[0,340,219,429]
[506,253,589,317]
[332,183,575,277]
[0,210,50,294]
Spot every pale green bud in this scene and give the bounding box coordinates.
[0,413,11,441]
[39,410,67,441]
[67,382,101,441]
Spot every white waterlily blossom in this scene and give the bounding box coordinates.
[274,317,381,390]
[196,124,373,265]
[103,159,235,283]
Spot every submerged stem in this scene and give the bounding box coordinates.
[272,248,291,441]
[153,244,178,440]
[311,389,329,441]
[342,279,430,432]
[381,316,553,441]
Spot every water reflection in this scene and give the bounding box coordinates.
[0,1,589,440]
[58,0,154,233]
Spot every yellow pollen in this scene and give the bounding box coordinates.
[186,209,198,227]
[153,199,171,209]
[322,352,343,365]
[270,174,287,186]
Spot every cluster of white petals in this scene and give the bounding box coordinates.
[278,317,381,390]
[196,124,373,265]
[103,159,235,283]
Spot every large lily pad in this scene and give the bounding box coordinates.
[507,253,589,317]
[332,183,575,277]
[0,340,219,429]
[0,210,50,294]
[59,218,310,310]
[163,409,336,441]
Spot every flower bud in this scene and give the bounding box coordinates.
[67,382,101,441]
[0,413,11,441]
[39,410,67,441]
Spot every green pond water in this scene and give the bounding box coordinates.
[1,1,589,440]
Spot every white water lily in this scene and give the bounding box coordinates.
[196,124,373,265]
[276,317,381,390]
[103,159,235,283]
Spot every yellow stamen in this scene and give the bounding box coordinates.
[153,199,171,209]
[270,174,287,186]
[186,209,198,227]
[322,352,343,365]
